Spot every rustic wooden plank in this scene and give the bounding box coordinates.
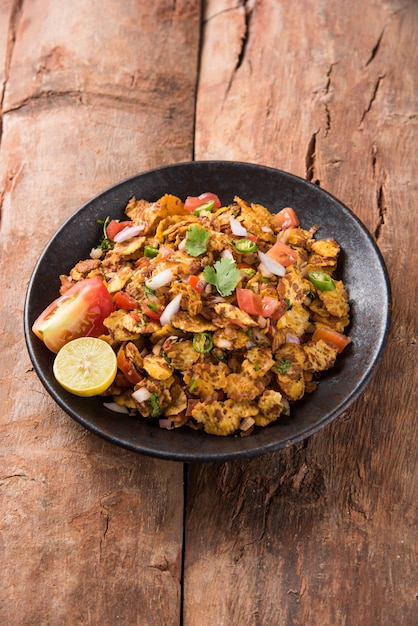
[185,1,417,625]
[0,1,200,624]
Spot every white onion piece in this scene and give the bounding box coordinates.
[90,247,103,259]
[221,248,234,260]
[113,224,145,242]
[178,238,186,251]
[159,294,182,326]
[230,216,248,236]
[261,226,273,232]
[258,250,286,277]
[103,402,129,414]
[145,268,173,290]
[240,417,255,431]
[286,333,300,344]
[132,387,151,403]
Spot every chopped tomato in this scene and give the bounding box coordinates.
[270,300,289,320]
[184,192,221,212]
[142,301,163,320]
[114,291,138,310]
[158,246,174,260]
[236,288,263,316]
[274,207,300,230]
[312,327,351,353]
[266,240,298,266]
[188,275,204,294]
[117,346,143,385]
[32,277,115,353]
[261,296,280,317]
[106,220,134,241]
[237,289,286,319]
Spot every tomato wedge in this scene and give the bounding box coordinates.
[106,220,134,241]
[312,327,351,353]
[266,240,298,266]
[32,277,115,353]
[184,192,221,212]
[274,207,300,230]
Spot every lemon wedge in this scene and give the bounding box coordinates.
[53,337,117,397]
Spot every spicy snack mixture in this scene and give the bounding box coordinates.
[34,192,351,436]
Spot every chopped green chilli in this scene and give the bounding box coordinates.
[308,271,336,291]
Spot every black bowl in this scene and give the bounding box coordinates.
[24,161,391,462]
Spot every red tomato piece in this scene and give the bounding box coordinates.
[188,275,204,294]
[114,291,138,310]
[106,220,134,241]
[117,346,143,385]
[312,327,351,353]
[274,207,300,230]
[266,240,298,266]
[32,277,115,353]
[260,296,280,317]
[236,288,263,316]
[270,300,289,320]
[184,192,221,212]
[142,301,163,320]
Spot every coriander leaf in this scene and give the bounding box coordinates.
[149,392,163,417]
[185,225,210,257]
[96,216,114,251]
[203,257,240,297]
[276,358,292,375]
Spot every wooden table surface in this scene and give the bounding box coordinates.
[1,1,416,624]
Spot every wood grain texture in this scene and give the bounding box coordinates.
[185,1,417,625]
[0,1,200,624]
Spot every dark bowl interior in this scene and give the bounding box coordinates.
[24,161,391,462]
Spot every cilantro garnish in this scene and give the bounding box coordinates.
[276,358,292,375]
[149,392,163,417]
[185,225,210,256]
[96,216,114,251]
[203,257,241,297]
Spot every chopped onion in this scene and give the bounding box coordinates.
[159,294,182,326]
[90,247,103,259]
[103,402,129,414]
[145,268,173,290]
[178,238,186,251]
[261,226,273,233]
[286,333,300,344]
[113,224,145,242]
[230,216,248,236]
[132,387,151,403]
[258,250,286,277]
[221,248,235,260]
[240,417,255,431]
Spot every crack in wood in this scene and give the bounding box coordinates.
[0,0,24,226]
[305,131,320,185]
[374,184,387,240]
[365,27,385,67]
[224,0,254,101]
[323,63,337,136]
[360,74,385,125]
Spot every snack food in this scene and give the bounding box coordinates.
[33,193,351,436]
